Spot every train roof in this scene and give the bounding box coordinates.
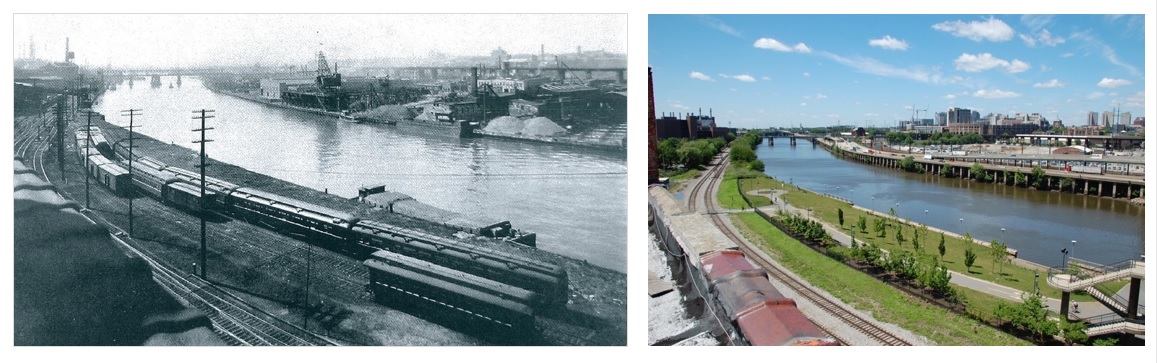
[368,250,536,301]
[363,258,533,317]
[650,186,735,264]
[700,250,757,282]
[230,187,358,221]
[736,302,838,346]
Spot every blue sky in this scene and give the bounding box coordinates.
[649,14,1146,129]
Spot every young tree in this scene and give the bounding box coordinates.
[964,246,977,273]
[896,226,906,249]
[970,163,986,181]
[837,208,844,227]
[989,240,1006,274]
[938,232,947,260]
[857,215,868,234]
[873,217,887,238]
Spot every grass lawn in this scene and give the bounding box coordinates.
[732,212,1030,346]
[733,173,1094,303]
[662,168,700,192]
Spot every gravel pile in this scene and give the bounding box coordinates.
[483,116,524,134]
[354,104,410,120]
[521,117,566,137]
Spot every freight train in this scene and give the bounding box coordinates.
[649,185,837,346]
[77,125,567,327]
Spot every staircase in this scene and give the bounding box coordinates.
[1046,259,1144,292]
[1081,312,1145,336]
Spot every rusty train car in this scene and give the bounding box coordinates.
[649,185,837,346]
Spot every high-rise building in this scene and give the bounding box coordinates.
[1088,111,1098,126]
[935,112,947,126]
[1102,111,1113,126]
[947,107,974,124]
[1121,112,1132,128]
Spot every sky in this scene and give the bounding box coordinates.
[11,14,626,69]
[649,14,1146,129]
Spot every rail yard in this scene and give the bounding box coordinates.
[14,100,625,346]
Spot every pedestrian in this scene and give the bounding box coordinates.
[1072,302,1079,314]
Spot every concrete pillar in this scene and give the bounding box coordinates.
[1060,291,1071,318]
[616,70,625,83]
[1084,181,1089,195]
[1127,277,1141,319]
[1113,183,1117,198]
[1098,181,1103,196]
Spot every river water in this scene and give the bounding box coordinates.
[756,138,1144,267]
[93,77,626,272]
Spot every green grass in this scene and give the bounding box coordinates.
[732,173,1093,302]
[732,212,1030,346]
[1093,279,1131,298]
[663,168,701,192]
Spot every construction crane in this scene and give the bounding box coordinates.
[554,56,586,85]
[910,104,928,126]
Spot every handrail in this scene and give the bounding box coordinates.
[1081,312,1143,327]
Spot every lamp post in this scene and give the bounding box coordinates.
[1033,272,1040,296]
[1001,228,1005,243]
[1069,240,1076,269]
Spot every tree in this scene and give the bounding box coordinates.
[837,208,844,227]
[730,143,756,163]
[964,246,977,273]
[898,156,917,172]
[1092,337,1119,346]
[911,228,921,252]
[938,232,947,260]
[749,160,765,172]
[1031,166,1046,189]
[896,226,906,249]
[1060,320,1089,346]
[873,217,887,238]
[939,163,954,177]
[970,163,986,181]
[1014,171,1028,187]
[989,240,1008,275]
[857,215,868,234]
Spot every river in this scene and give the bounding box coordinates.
[756,138,1144,267]
[93,76,626,272]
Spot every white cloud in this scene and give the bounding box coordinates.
[761,76,770,81]
[1020,29,1065,47]
[754,37,810,53]
[802,72,810,77]
[1097,78,1132,88]
[670,102,690,110]
[864,112,878,117]
[729,88,737,92]
[932,16,1015,42]
[1087,92,1105,100]
[753,38,793,52]
[1006,59,1030,73]
[815,93,827,99]
[869,35,909,50]
[1060,52,1074,58]
[1071,32,1140,76]
[695,15,742,38]
[953,53,1030,73]
[1038,29,1065,46]
[943,94,956,99]
[1033,79,1065,88]
[689,71,714,82]
[800,102,808,107]
[972,89,1021,99]
[732,74,757,82]
[1020,15,1053,31]
[1039,64,1051,72]
[820,51,939,83]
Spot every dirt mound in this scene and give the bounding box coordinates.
[355,104,412,121]
[483,116,525,134]
[521,117,566,137]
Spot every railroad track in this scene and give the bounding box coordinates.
[22,111,333,346]
[693,153,913,346]
[686,152,728,213]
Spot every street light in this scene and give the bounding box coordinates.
[1034,272,1040,296]
[1069,240,1077,269]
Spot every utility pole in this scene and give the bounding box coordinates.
[121,109,142,237]
[85,110,94,209]
[192,109,215,279]
[56,96,66,182]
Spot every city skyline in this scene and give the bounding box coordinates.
[649,14,1145,129]
[12,14,626,69]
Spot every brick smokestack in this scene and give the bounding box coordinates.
[648,67,659,184]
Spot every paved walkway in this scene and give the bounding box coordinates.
[733,188,1125,321]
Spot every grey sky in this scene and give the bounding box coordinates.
[13,14,626,68]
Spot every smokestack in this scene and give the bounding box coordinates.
[471,66,479,94]
[710,108,713,117]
